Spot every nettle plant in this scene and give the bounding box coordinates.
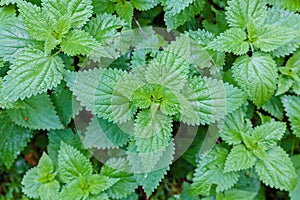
[0,0,300,199]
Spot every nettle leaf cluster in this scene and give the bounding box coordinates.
[0,0,300,199]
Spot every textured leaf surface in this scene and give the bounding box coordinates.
[51,82,81,126]
[0,111,32,168]
[2,48,64,101]
[220,107,251,145]
[208,28,249,55]
[22,153,59,199]
[251,122,286,150]
[7,94,63,130]
[42,0,93,28]
[58,142,92,183]
[265,7,300,57]
[65,68,104,114]
[262,96,284,120]
[101,158,138,199]
[165,0,194,16]
[226,0,267,29]
[282,95,300,138]
[17,0,55,40]
[85,13,124,41]
[47,129,88,164]
[94,69,135,123]
[191,146,240,196]
[134,109,173,153]
[224,144,256,172]
[61,30,98,56]
[251,25,297,52]
[116,1,133,25]
[0,15,37,62]
[255,146,297,191]
[232,53,278,107]
[83,116,129,149]
[164,0,205,30]
[134,166,169,197]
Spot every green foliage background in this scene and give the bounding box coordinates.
[0,0,300,199]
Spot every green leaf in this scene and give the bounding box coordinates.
[61,30,99,56]
[216,189,257,200]
[134,166,169,197]
[0,15,37,62]
[58,142,92,183]
[0,111,32,168]
[2,48,64,102]
[145,54,189,92]
[92,0,116,15]
[282,95,300,138]
[179,77,227,125]
[116,1,133,25]
[59,175,118,200]
[276,75,293,96]
[127,137,174,174]
[290,155,300,200]
[42,0,93,28]
[134,109,173,153]
[17,0,55,41]
[6,94,63,130]
[65,68,104,114]
[232,52,278,107]
[164,0,205,30]
[255,146,297,191]
[225,0,267,29]
[51,82,81,126]
[191,146,240,196]
[100,158,138,199]
[261,96,284,120]
[85,13,125,41]
[83,116,130,149]
[22,153,59,199]
[95,69,135,123]
[165,0,194,16]
[224,83,248,115]
[265,7,300,57]
[250,25,297,52]
[220,107,252,145]
[251,122,286,150]
[47,129,88,164]
[224,144,257,172]
[208,28,249,55]
[131,0,159,11]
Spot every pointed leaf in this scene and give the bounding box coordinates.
[232,52,278,107]
[224,144,257,172]
[61,30,99,56]
[85,13,125,41]
[191,146,240,196]
[58,142,92,183]
[255,146,297,191]
[83,116,130,149]
[7,94,63,130]
[226,0,267,29]
[2,48,64,101]
[208,28,249,55]
[42,0,93,28]
[282,95,300,138]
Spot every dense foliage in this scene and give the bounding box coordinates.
[0,0,299,199]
